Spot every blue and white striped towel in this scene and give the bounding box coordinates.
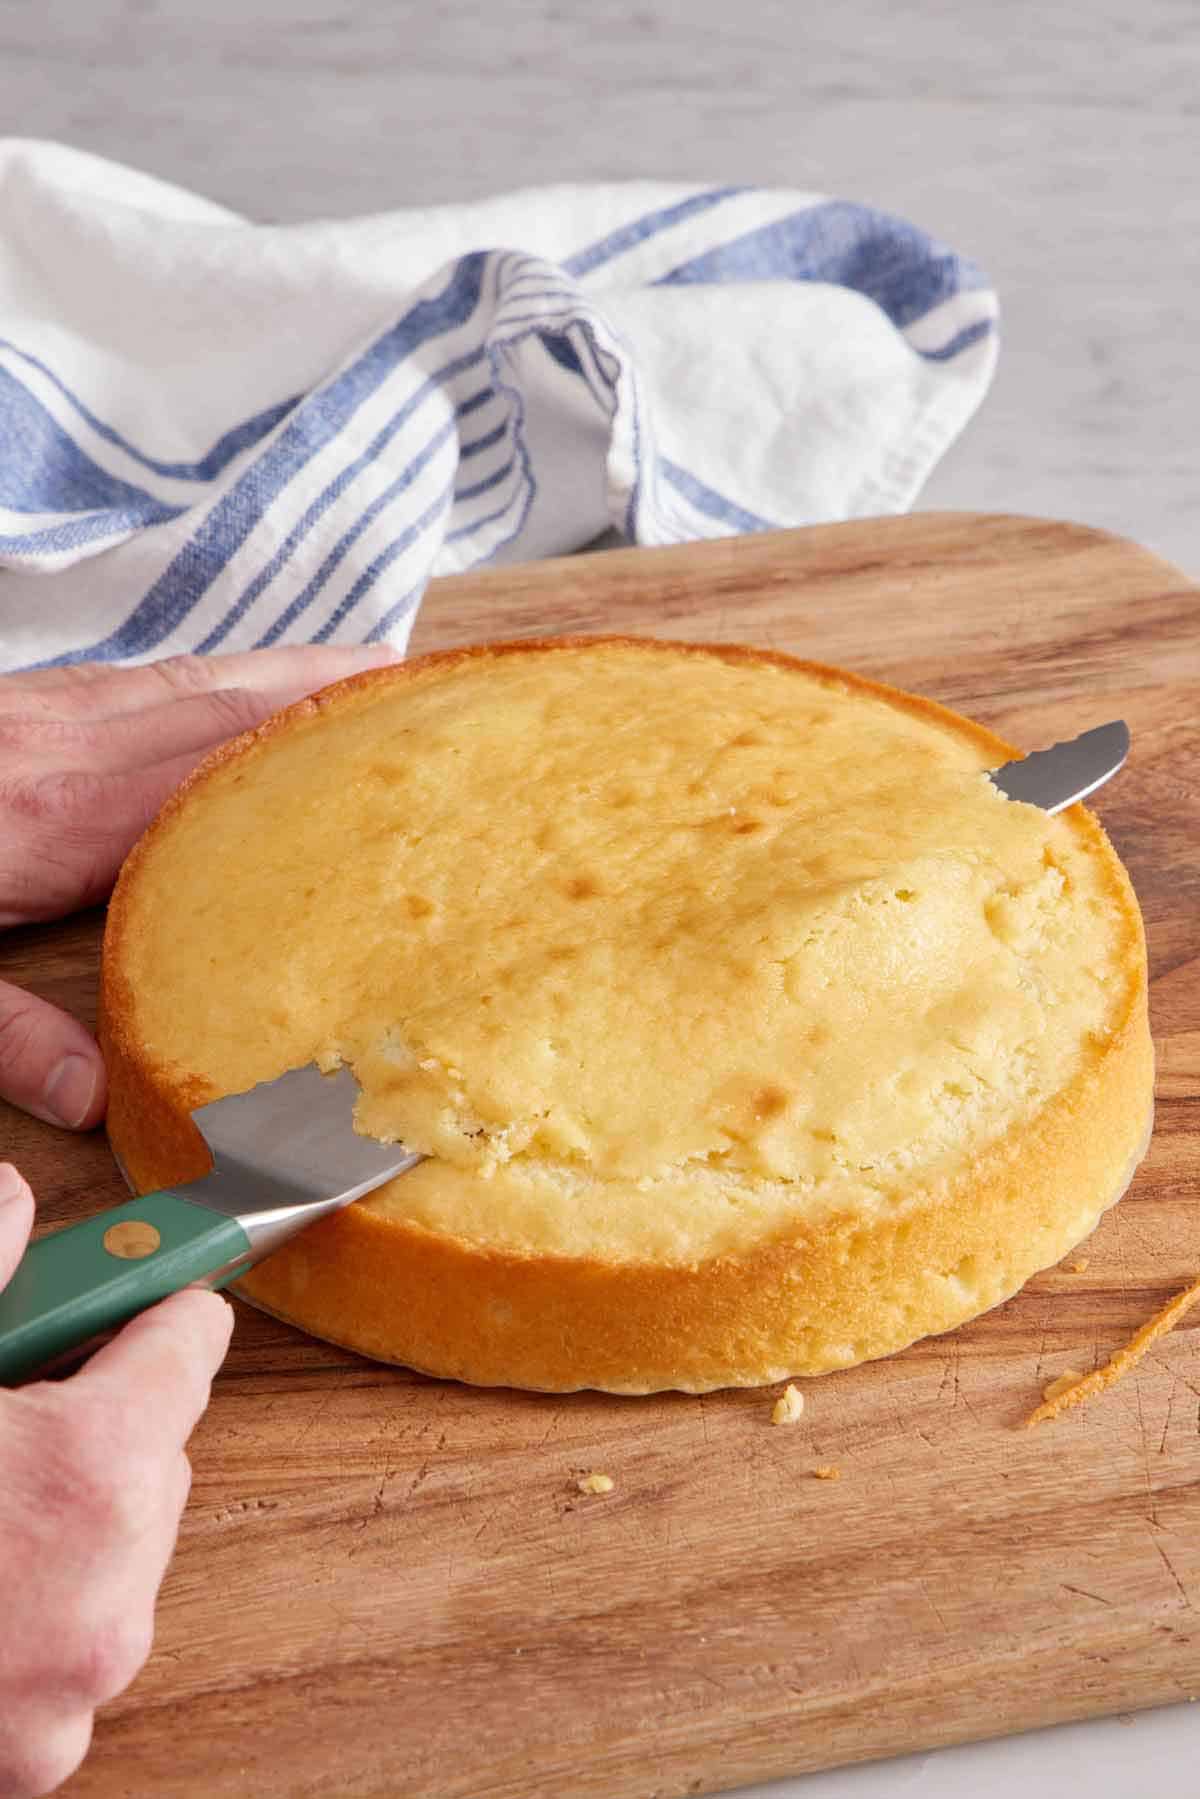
[0,139,998,671]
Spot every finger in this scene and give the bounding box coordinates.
[0,982,104,1129]
[125,1452,194,1603]
[5,681,354,778]
[0,1708,93,1799]
[0,1163,35,1288]
[103,1452,193,1621]
[1,750,220,924]
[2,663,402,924]
[4,642,398,721]
[60,1452,193,1710]
[6,680,365,777]
[173,1449,194,1518]
[72,1290,234,1455]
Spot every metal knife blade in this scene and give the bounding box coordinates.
[988,720,1130,814]
[0,1065,419,1383]
[189,1063,422,1272]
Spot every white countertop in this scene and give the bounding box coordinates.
[724,1702,1200,1799]
[4,4,1195,1792]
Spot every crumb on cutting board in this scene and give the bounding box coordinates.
[1064,1257,1090,1273]
[771,1384,805,1426]
[1042,1369,1085,1403]
[812,1464,841,1481]
[1026,1270,1200,1427]
[577,1472,615,1496]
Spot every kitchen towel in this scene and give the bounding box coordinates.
[0,139,998,670]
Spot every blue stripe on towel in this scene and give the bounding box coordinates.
[364,577,426,643]
[456,386,494,420]
[252,414,459,647]
[495,288,580,312]
[915,317,995,362]
[442,486,525,547]
[563,187,748,279]
[29,255,490,668]
[495,282,573,308]
[0,366,177,519]
[490,306,589,335]
[311,482,455,643]
[540,332,584,378]
[659,458,775,533]
[655,200,988,332]
[461,323,546,562]
[539,321,621,422]
[0,502,181,558]
[0,338,298,483]
[454,456,516,505]
[195,352,482,654]
[460,419,508,459]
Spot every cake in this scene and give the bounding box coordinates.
[100,638,1154,1393]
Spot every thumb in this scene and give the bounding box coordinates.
[0,1162,36,1288]
[0,979,106,1129]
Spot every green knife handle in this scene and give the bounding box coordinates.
[0,1191,252,1386]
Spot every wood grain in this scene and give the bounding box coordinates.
[2,512,1197,1799]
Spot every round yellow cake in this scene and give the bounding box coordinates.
[100,638,1153,1392]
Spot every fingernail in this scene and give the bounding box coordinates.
[42,1053,99,1128]
[0,1162,25,1203]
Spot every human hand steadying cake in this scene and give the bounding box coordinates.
[0,644,396,1129]
[0,643,393,1799]
[0,1210,230,1799]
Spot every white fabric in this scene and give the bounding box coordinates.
[0,139,998,669]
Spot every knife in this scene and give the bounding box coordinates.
[0,719,1131,1386]
[0,1064,419,1385]
[988,718,1129,813]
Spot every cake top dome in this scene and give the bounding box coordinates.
[106,638,1140,1267]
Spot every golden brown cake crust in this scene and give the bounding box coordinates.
[100,638,1153,1392]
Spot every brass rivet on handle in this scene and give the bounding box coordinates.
[102,1220,162,1260]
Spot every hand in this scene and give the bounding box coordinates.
[0,645,395,1129]
[0,1162,233,1798]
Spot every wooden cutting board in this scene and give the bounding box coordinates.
[4,512,1198,1799]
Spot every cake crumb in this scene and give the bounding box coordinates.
[1042,1369,1085,1403]
[771,1384,805,1426]
[1027,1270,1200,1427]
[1065,1257,1090,1274]
[812,1464,841,1481]
[577,1472,614,1496]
